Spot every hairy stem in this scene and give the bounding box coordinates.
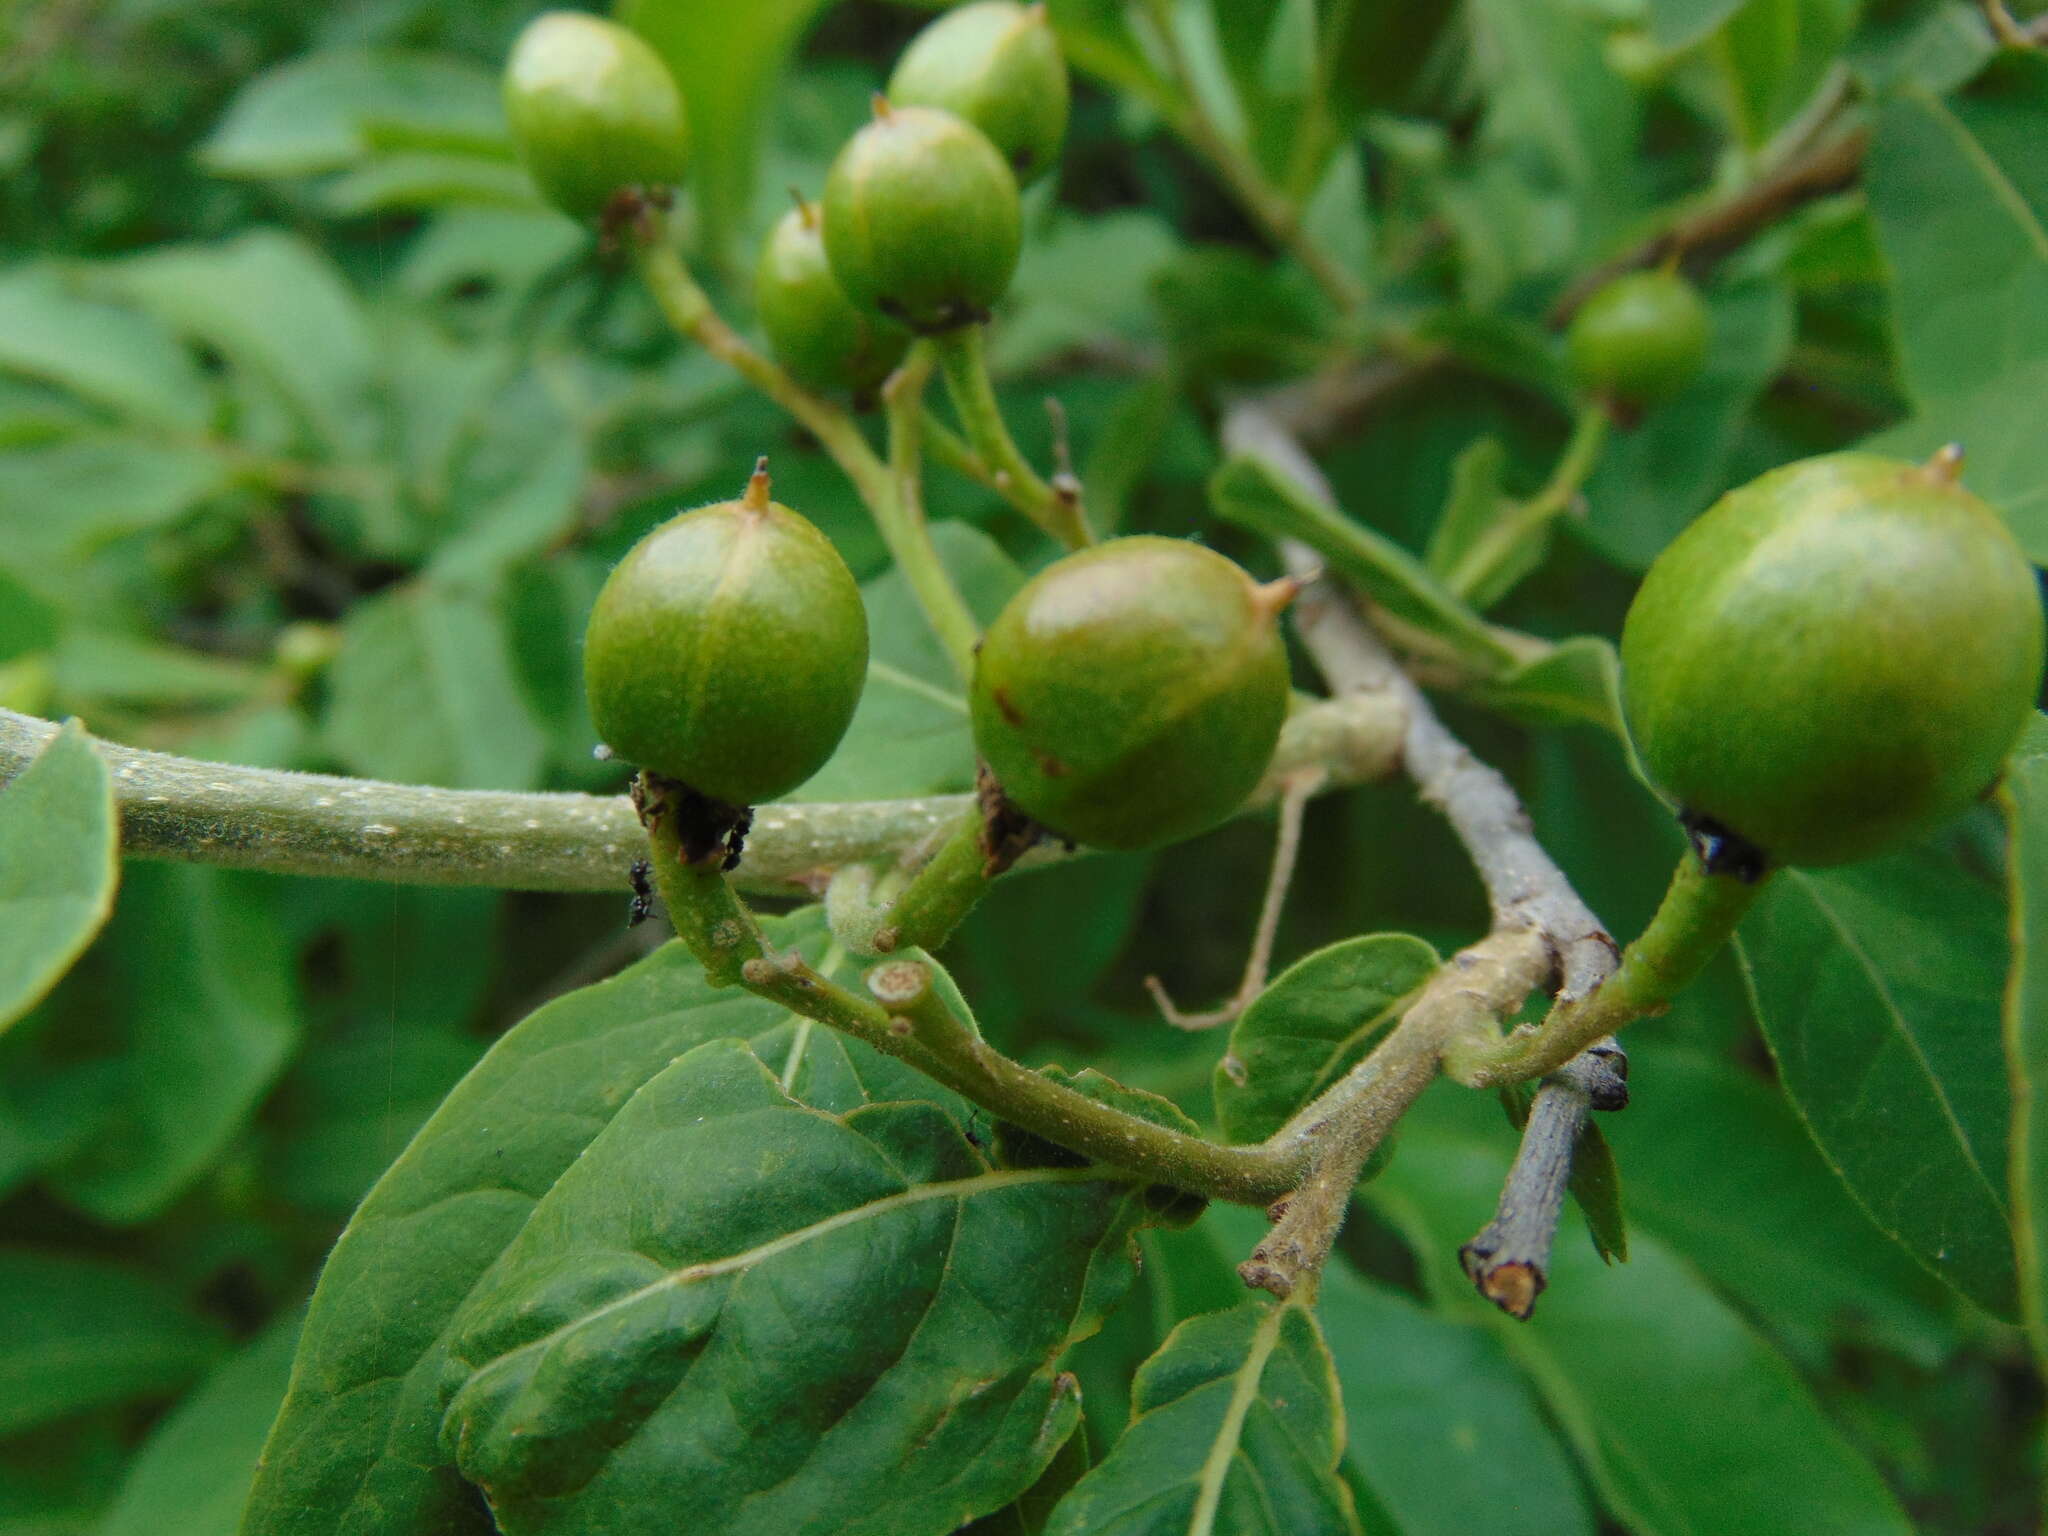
[932,325,1094,547]
[869,806,994,956]
[1449,852,1767,1087]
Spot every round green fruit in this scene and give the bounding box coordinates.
[887,1,1070,187]
[1566,269,1709,406]
[755,200,912,402]
[584,463,868,806]
[970,537,1294,850]
[503,11,689,222]
[822,100,1021,333]
[1621,449,2045,869]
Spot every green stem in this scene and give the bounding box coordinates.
[871,807,992,955]
[631,236,980,689]
[881,346,980,682]
[641,802,769,988]
[932,325,1094,548]
[1446,851,1767,1088]
[1443,404,1610,604]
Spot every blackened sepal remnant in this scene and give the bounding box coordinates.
[632,771,754,869]
[1680,809,1770,883]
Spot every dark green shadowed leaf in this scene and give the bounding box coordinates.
[440,1037,1148,1535]
[1466,636,1624,734]
[1044,1301,1358,1536]
[2001,714,2048,1372]
[1738,847,2016,1318]
[1214,935,1440,1144]
[0,720,116,1033]
[1208,455,1518,673]
[1371,1093,1914,1535]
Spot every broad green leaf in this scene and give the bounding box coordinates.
[321,152,539,217]
[2002,714,2048,1371]
[1209,455,1517,673]
[441,1037,1147,1536]
[0,1250,225,1436]
[999,211,1180,373]
[1846,0,1994,93]
[1866,55,2048,408]
[1044,1302,1358,1536]
[1738,846,2016,1317]
[246,911,930,1536]
[1581,275,1796,568]
[201,49,507,179]
[1213,934,1441,1144]
[0,436,232,572]
[1422,436,1513,593]
[102,231,380,461]
[48,864,301,1223]
[1317,1262,1595,1536]
[100,1312,302,1536]
[52,629,265,711]
[620,0,836,251]
[1648,0,1747,49]
[1865,357,2048,561]
[796,521,1024,802]
[1372,1093,1915,1535]
[0,268,209,431]
[1465,636,1624,734]
[428,436,588,587]
[1720,0,1863,149]
[324,582,547,791]
[0,721,115,1033]
[963,1424,1092,1536]
[1607,1045,1955,1365]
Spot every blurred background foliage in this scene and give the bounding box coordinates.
[1,0,2045,1531]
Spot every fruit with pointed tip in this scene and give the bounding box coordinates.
[1621,449,2045,868]
[584,463,868,806]
[970,537,1295,850]
[888,1,1070,187]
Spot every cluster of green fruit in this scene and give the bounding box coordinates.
[509,8,2044,881]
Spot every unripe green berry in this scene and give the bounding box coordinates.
[822,100,1021,334]
[503,12,690,222]
[1566,269,1709,406]
[1622,449,2045,869]
[755,200,912,403]
[888,1,1070,187]
[584,463,868,806]
[970,537,1294,850]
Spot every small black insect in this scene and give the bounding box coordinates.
[627,858,655,927]
[721,807,755,872]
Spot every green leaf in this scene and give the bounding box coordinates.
[620,0,836,252]
[1423,436,1512,591]
[0,1250,225,1436]
[102,231,380,460]
[1213,935,1442,1144]
[1372,1093,1915,1535]
[1648,0,1748,49]
[1607,1045,1956,1364]
[428,436,588,587]
[321,152,540,217]
[0,721,115,1034]
[1316,1262,1595,1536]
[1866,55,2048,409]
[2002,714,2048,1371]
[440,1036,1145,1535]
[48,864,301,1224]
[1464,636,1624,734]
[1738,847,2017,1318]
[52,629,265,711]
[0,436,233,573]
[1720,0,1863,149]
[1580,275,1796,568]
[999,211,1180,374]
[247,911,937,1536]
[795,522,1023,802]
[100,1312,301,1536]
[324,582,547,791]
[201,49,507,180]
[1864,357,2048,561]
[961,1423,1092,1536]
[0,268,210,431]
[1208,455,1517,673]
[1044,1302,1358,1536]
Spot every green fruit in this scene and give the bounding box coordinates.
[584,463,868,806]
[888,1,1070,187]
[1622,450,2045,869]
[822,100,1021,333]
[970,537,1294,850]
[755,200,912,402]
[1566,269,1709,405]
[503,12,690,221]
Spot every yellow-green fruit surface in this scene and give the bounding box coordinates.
[755,202,911,401]
[970,537,1292,850]
[1566,269,1709,405]
[1621,452,2045,867]
[822,104,1021,333]
[888,0,1069,187]
[584,481,867,805]
[503,11,689,221]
